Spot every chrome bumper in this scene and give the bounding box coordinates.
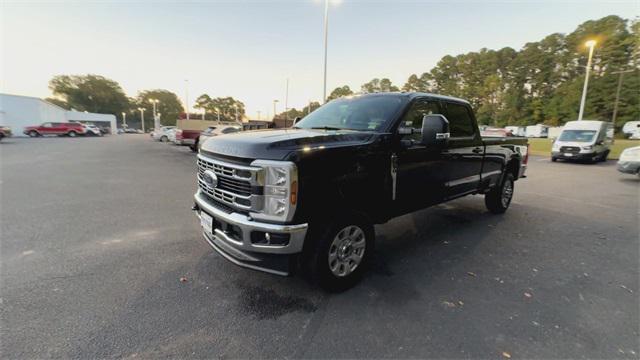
[194,190,308,255]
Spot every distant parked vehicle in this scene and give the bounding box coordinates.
[23,122,86,137]
[481,127,514,137]
[622,121,640,138]
[505,126,526,137]
[152,126,176,142]
[173,128,200,147]
[83,124,103,136]
[0,125,12,141]
[617,146,640,176]
[525,124,549,138]
[551,120,612,163]
[194,125,242,152]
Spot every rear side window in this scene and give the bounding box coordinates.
[446,103,475,138]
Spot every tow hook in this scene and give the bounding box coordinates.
[191,203,199,211]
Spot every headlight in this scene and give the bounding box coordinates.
[582,145,593,150]
[251,160,298,222]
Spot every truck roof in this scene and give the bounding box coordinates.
[355,92,470,105]
[563,120,610,130]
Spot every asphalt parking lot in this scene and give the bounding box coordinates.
[1,135,638,359]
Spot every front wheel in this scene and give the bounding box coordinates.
[485,173,515,214]
[29,130,39,137]
[307,216,374,292]
[68,131,77,137]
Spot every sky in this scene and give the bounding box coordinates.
[1,0,638,119]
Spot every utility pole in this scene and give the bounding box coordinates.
[185,79,190,121]
[285,78,289,126]
[273,100,279,121]
[202,109,205,121]
[257,110,261,120]
[235,105,239,123]
[611,69,635,139]
[121,112,126,127]
[322,0,330,103]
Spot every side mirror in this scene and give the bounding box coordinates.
[421,114,450,146]
[294,117,302,125]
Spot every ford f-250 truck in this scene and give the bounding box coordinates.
[193,92,528,291]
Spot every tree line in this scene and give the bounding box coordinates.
[320,16,639,128]
[46,75,247,128]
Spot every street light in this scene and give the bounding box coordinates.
[149,99,159,129]
[215,107,220,122]
[185,79,190,121]
[121,112,126,127]
[578,40,597,121]
[138,108,145,132]
[273,100,279,121]
[321,0,341,103]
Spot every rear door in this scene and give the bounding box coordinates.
[442,102,484,198]
[39,122,54,135]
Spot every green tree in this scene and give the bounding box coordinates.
[48,74,130,115]
[136,90,184,127]
[361,78,399,93]
[193,95,245,122]
[327,85,354,100]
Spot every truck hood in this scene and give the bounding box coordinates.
[200,128,376,161]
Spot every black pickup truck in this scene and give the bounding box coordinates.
[193,92,528,291]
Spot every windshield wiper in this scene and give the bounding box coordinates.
[310,126,345,131]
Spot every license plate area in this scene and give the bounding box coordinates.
[564,153,573,157]
[201,211,214,234]
[200,210,243,244]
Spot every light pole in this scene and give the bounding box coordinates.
[235,105,239,123]
[257,110,262,120]
[185,79,190,121]
[285,78,289,125]
[202,109,206,121]
[578,40,597,121]
[138,108,145,132]
[273,100,279,121]
[215,107,220,122]
[121,112,127,128]
[150,99,159,129]
[322,0,330,103]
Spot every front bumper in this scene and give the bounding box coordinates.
[175,138,196,145]
[552,151,596,161]
[617,161,640,175]
[194,190,308,275]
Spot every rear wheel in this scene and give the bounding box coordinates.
[190,138,199,152]
[485,173,514,214]
[307,215,374,292]
[551,157,557,162]
[161,135,168,142]
[599,150,609,162]
[68,131,77,137]
[28,130,39,137]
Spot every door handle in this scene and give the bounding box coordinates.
[472,147,483,154]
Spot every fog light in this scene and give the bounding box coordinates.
[251,231,290,246]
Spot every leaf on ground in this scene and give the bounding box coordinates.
[502,351,512,358]
[467,272,477,277]
[442,301,456,308]
[619,284,633,293]
[179,277,188,283]
[458,300,464,306]
[524,292,532,298]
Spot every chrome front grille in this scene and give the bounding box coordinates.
[197,155,262,211]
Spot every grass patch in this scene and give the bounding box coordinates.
[527,138,640,159]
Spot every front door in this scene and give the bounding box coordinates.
[394,99,447,214]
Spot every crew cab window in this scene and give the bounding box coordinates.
[446,103,475,138]
[42,123,53,128]
[400,100,440,141]
[221,127,240,134]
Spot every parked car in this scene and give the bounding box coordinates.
[551,120,612,163]
[481,127,514,137]
[152,126,176,142]
[83,124,103,136]
[192,92,528,291]
[622,121,640,138]
[525,124,549,138]
[194,125,242,152]
[617,146,640,176]
[173,128,200,148]
[0,126,12,141]
[505,126,526,137]
[23,122,86,137]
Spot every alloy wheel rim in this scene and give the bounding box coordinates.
[501,179,513,207]
[328,225,366,277]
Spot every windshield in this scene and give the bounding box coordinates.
[558,130,596,142]
[295,95,405,132]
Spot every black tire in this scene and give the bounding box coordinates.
[161,135,168,142]
[485,173,515,214]
[599,150,609,162]
[551,157,557,162]
[306,214,374,292]
[29,130,39,137]
[68,131,77,137]
[190,138,199,152]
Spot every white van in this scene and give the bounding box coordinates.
[551,120,613,163]
[525,124,549,138]
[622,121,640,138]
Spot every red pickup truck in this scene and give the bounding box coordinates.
[23,122,86,137]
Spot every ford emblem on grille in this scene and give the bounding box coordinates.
[202,169,218,188]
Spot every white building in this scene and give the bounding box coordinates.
[0,93,117,135]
